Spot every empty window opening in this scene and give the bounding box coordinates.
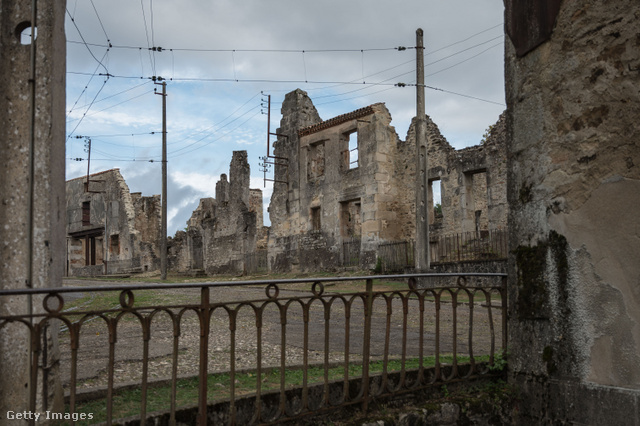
[307,141,326,181]
[84,236,97,266]
[311,207,321,231]
[110,234,120,255]
[428,179,443,224]
[15,22,37,45]
[342,130,359,170]
[82,201,91,226]
[340,200,362,238]
[463,171,489,234]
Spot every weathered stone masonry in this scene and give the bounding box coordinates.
[267,89,508,272]
[0,0,67,417]
[505,1,640,424]
[169,151,263,275]
[65,169,162,277]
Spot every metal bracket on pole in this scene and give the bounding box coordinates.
[259,93,289,188]
[154,80,168,280]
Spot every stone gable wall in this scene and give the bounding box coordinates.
[268,90,508,273]
[171,151,261,275]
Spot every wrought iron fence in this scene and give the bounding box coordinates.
[430,230,508,264]
[377,240,415,272]
[0,273,507,425]
[342,238,361,267]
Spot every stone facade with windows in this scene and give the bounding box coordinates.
[65,169,162,276]
[267,89,507,272]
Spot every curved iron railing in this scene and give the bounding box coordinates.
[0,273,507,425]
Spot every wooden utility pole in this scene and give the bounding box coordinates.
[415,28,430,270]
[155,80,168,280]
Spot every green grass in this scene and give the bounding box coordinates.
[65,355,491,425]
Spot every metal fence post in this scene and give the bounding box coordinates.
[501,275,508,352]
[361,278,373,413]
[198,287,210,426]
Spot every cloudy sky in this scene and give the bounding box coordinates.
[65,0,506,235]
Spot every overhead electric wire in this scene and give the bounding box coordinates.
[167,92,261,147]
[64,10,505,161]
[68,157,158,163]
[426,23,502,56]
[66,51,110,118]
[67,76,110,140]
[302,33,504,105]
[262,23,503,98]
[168,105,261,156]
[309,58,416,99]
[78,131,158,138]
[169,110,262,159]
[72,80,152,111]
[425,42,502,79]
[420,85,504,106]
[90,0,110,45]
[140,0,155,75]
[70,106,263,162]
[65,39,403,53]
[65,8,110,74]
[89,137,157,149]
[316,84,397,106]
[66,88,154,123]
[424,35,503,68]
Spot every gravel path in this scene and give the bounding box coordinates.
[58,279,503,390]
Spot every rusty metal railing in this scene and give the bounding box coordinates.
[430,230,508,264]
[244,250,268,275]
[377,240,415,272]
[0,273,507,425]
[342,239,361,267]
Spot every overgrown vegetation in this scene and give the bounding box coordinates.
[65,354,494,425]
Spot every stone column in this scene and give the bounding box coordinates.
[505,1,640,423]
[0,0,66,419]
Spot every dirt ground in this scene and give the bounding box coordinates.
[58,278,504,390]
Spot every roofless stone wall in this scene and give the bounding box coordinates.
[170,151,261,275]
[65,169,162,276]
[267,89,507,273]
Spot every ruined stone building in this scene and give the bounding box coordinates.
[267,89,507,272]
[65,169,162,276]
[168,151,264,275]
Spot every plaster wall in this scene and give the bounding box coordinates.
[505,0,640,423]
[0,0,66,418]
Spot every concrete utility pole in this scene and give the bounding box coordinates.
[155,80,168,280]
[415,28,430,271]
